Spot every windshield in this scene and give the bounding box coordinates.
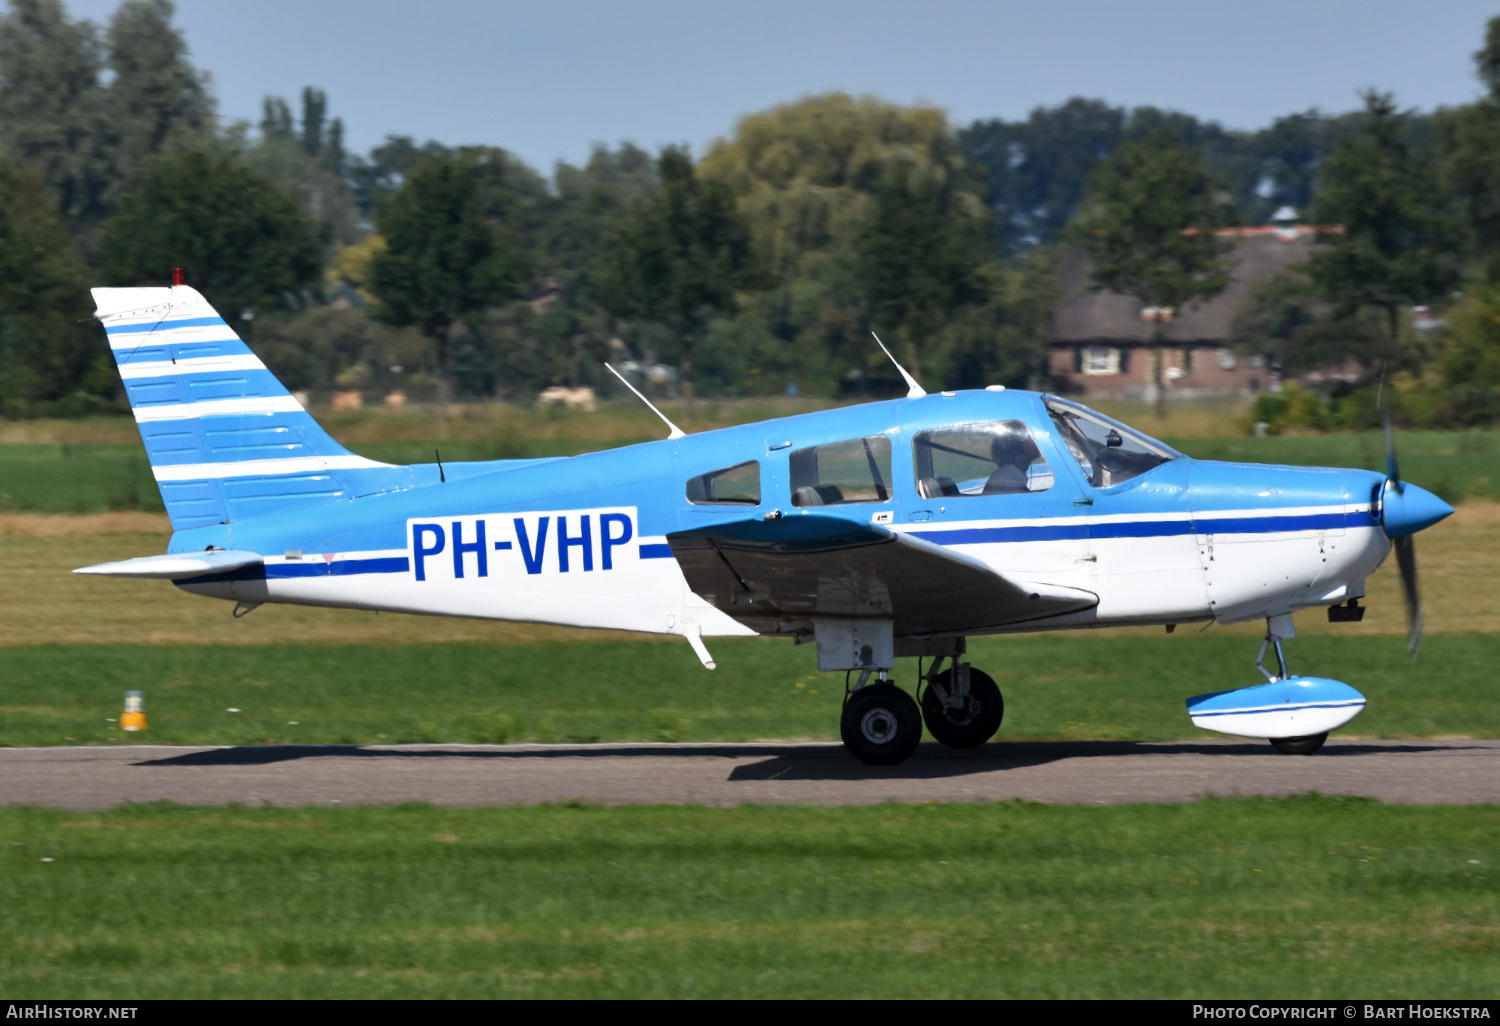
[1044,397,1182,489]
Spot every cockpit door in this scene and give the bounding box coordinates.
[1042,398,1211,624]
[899,401,1092,580]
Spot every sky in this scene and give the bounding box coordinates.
[62,0,1500,174]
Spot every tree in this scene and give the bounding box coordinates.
[1308,92,1463,348]
[346,134,452,216]
[104,0,213,199]
[0,161,100,415]
[543,142,656,300]
[697,93,975,393]
[1072,129,1233,417]
[1438,15,1500,280]
[606,146,752,422]
[260,96,293,142]
[961,98,1126,253]
[854,162,989,382]
[246,87,360,253]
[1440,283,1500,425]
[1229,272,1388,386]
[0,0,113,234]
[367,152,526,415]
[100,149,321,329]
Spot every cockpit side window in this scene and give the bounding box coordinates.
[912,421,1054,499]
[1044,397,1181,488]
[686,460,761,505]
[789,436,892,506]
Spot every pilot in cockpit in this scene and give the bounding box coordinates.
[983,426,1041,495]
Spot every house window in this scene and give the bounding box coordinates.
[1217,348,1238,370]
[1081,346,1120,375]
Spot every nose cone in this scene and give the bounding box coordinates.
[1382,482,1454,539]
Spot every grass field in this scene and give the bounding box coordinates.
[2,798,1496,998]
[2,633,1497,748]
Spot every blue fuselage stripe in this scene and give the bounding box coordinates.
[1191,701,1365,717]
[910,510,1373,546]
[639,543,674,559]
[1192,512,1364,534]
[189,556,410,584]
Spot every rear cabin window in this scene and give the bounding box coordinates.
[686,460,761,505]
[913,421,1054,499]
[789,436,892,506]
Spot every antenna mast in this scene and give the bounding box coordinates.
[871,332,926,398]
[605,363,685,440]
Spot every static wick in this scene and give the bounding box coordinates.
[871,332,926,398]
[605,363,685,440]
[435,448,445,483]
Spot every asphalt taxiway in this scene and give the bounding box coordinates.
[1,738,1497,810]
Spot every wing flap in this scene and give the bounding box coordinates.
[73,550,264,580]
[666,515,1096,635]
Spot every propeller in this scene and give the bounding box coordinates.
[1382,404,1421,660]
[1378,403,1453,661]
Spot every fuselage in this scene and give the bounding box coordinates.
[171,389,1391,640]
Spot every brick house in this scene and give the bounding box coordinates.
[1047,225,1336,399]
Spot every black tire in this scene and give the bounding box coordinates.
[840,683,922,766]
[921,667,1003,749]
[1270,732,1328,756]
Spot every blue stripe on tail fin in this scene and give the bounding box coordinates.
[93,286,408,529]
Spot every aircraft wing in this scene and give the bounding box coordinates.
[666,515,1097,636]
[73,550,264,580]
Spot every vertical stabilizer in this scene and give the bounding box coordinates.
[94,285,396,530]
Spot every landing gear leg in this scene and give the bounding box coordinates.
[1255,615,1329,756]
[1255,632,1291,683]
[918,655,1003,749]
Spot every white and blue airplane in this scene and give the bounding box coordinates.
[77,282,1455,765]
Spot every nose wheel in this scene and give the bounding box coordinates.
[1270,733,1328,755]
[1254,618,1331,756]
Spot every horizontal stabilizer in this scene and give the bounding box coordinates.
[667,514,1097,636]
[73,550,264,580]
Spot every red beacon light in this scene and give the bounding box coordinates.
[171,267,184,286]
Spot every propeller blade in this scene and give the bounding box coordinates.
[1381,402,1402,494]
[1394,534,1422,662]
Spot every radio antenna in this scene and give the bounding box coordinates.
[871,332,926,398]
[605,363,685,439]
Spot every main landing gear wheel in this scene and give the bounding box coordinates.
[1270,733,1328,756]
[841,683,922,766]
[921,667,1003,749]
